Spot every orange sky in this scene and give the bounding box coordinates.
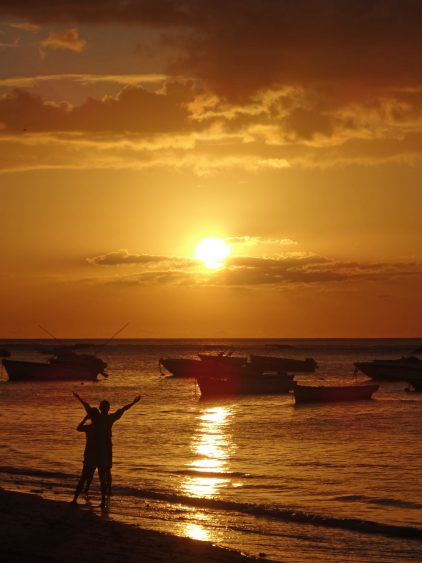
[0,1,421,337]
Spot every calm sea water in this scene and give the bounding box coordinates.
[1,338,422,562]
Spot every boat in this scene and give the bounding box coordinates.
[293,383,379,404]
[195,371,295,398]
[250,354,317,372]
[354,357,422,381]
[2,347,108,381]
[159,354,249,378]
[198,352,248,367]
[159,357,203,378]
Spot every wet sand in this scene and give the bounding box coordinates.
[0,489,267,563]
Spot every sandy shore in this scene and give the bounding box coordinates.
[0,489,267,563]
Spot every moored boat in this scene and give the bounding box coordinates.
[198,353,248,367]
[3,349,107,382]
[354,357,422,381]
[195,370,295,398]
[250,354,317,373]
[159,357,203,377]
[293,383,379,404]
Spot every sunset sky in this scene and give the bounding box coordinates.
[0,1,421,338]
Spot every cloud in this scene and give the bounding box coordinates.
[0,81,197,133]
[0,38,19,48]
[39,28,86,56]
[0,2,421,99]
[87,249,195,267]
[85,248,422,288]
[8,21,41,32]
[228,236,298,247]
[2,77,422,172]
[0,73,169,89]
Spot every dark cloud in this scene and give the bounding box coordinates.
[0,81,198,133]
[2,1,422,98]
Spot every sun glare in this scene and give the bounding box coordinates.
[195,237,231,269]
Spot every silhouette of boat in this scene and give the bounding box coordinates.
[354,357,422,381]
[3,347,108,381]
[159,351,248,377]
[198,352,248,367]
[250,354,317,372]
[293,383,379,404]
[159,357,202,378]
[195,369,295,397]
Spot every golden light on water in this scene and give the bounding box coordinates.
[183,523,210,542]
[182,406,234,497]
[195,237,231,269]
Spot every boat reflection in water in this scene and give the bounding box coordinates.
[181,406,235,541]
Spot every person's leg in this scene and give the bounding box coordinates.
[72,463,90,503]
[84,465,96,496]
[98,466,108,507]
[105,467,112,497]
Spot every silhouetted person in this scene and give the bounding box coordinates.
[72,407,107,504]
[73,392,141,505]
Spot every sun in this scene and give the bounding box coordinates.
[195,237,231,269]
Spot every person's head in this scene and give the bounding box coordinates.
[88,407,100,421]
[99,399,110,414]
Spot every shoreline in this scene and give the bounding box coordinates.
[0,488,268,563]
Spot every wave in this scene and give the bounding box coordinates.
[335,494,422,510]
[114,487,422,540]
[1,465,421,541]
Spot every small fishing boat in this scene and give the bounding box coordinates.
[3,347,107,381]
[293,383,379,404]
[195,370,295,398]
[354,357,422,381]
[198,352,248,367]
[250,354,317,372]
[159,357,203,378]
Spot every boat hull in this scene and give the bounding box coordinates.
[250,354,317,373]
[293,383,379,404]
[3,359,100,381]
[159,358,203,378]
[355,360,422,381]
[195,373,295,397]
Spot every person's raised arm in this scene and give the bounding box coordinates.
[72,391,91,414]
[114,395,141,419]
[121,394,141,413]
[76,414,90,432]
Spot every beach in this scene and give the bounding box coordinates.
[0,488,263,563]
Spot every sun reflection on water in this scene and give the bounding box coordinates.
[182,406,235,498]
[183,523,210,542]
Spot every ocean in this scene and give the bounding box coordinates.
[1,338,421,562]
